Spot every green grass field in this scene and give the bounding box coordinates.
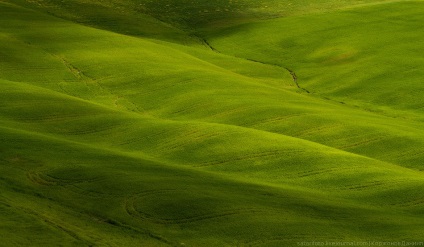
[1,0,424,246]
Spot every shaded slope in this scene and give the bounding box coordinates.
[8,0,396,31]
[4,0,195,44]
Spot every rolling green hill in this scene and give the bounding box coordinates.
[1,0,424,246]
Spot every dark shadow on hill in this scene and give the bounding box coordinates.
[6,0,197,44]
[135,0,257,29]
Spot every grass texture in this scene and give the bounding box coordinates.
[1,0,424,246]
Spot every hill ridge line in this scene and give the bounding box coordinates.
[2,78,422,174]
[197,35,310,93]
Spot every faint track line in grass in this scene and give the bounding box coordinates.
[205,106,252,120]
[0,200,93,246]
[159,134,220,151]
[1,155,42,171]
[55,55,83,80]
[61,123,120,136]
[27,171,58,186]
[7,113,102,123]
[124,191,261,225]
[244,58,310,93]
[343,180,401,191]
[197,36,220,53]
[0,198,172,246]
[135,78,197,97]
[345,181,388,191]
[66,184,123,199]
[195,149,305,168]
[389,197,424,207]
[46,173,105,184]
[168,102,215,116]
[291,124,343,137]
[151,129,202,147]
[129,206,260,224]
[337,137,385,150]
[150,128,225,152]
[118,126,188,147]
[195,35,309,93]
[51,54,148,114]
[124,190,179,221]
[285,67,310,93]
[384,148,424,161]
[248,113,310,127]
[154,132,223,153]
[27,168,105,188]
[290,166,367,179]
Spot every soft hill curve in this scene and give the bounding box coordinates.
[1,0,424,246]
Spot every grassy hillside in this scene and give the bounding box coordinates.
[203,1,424,114]
[1,0,424,246]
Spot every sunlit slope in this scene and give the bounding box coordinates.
[3,128,424,247]
[2,1,424,246]
[203,1,424,115]
[2,0,424,189]
[2,74,423,196]
[4,0,424,171]
[3,76,424,246]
